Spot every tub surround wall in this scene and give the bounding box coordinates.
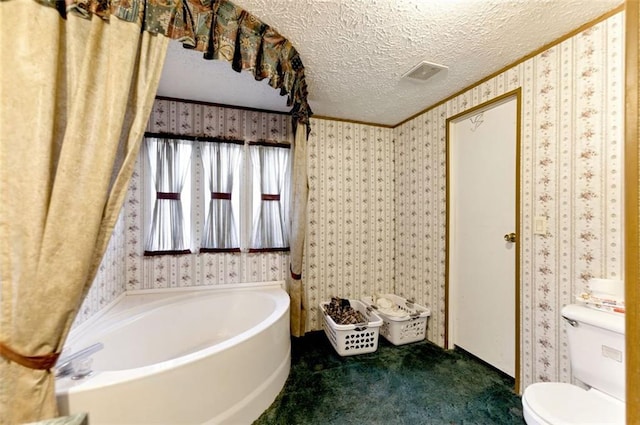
[77,100,294,327]
[395,12,624,388]
[128,99,293,290]
[76,211,127,325]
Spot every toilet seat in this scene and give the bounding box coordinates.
[522,382,625,425]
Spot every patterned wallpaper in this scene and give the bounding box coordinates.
[304,119,396,330]
[75,210,127,324]
[130,100,293,291]
[79,11,623,393]
[395,12,624,389]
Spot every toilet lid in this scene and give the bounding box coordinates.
[524,383,624,425]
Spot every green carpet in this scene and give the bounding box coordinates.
[254,331,524,425]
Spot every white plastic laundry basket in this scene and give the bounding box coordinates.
[361,294,430,345]
[320,300,383,356]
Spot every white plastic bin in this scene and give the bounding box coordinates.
[320,300,383,356]
[361,294,430,345]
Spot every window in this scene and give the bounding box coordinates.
[200,140,243,252]
[143,134,291,256]
[144,137,193,255]
[248,142,291,251]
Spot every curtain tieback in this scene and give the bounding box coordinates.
[261,194,280,201]
[211,192,232,200]
[290,264,302,280]
[157,191,180,200]
[0,341,60,370]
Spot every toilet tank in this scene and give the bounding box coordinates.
[562,304,625,401]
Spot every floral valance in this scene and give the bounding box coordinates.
[38,0,312,134]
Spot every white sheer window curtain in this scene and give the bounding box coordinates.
[145,137,193,254]
[249,144,291,250]
[200,142,242,251]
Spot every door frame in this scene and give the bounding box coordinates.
[624,1,639,421]
[445,88,522,392]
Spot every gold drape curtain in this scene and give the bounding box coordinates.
[288,124,309,337]
[0,0,169,421]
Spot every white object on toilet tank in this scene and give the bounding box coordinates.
[588,278,624,299]
[562,304,625,402]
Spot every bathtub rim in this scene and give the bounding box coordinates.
[69,280,286,341]
[57,280,289,394]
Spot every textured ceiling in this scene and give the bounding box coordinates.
[157,0,624,126]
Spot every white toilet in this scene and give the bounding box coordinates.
[522,304,625,424]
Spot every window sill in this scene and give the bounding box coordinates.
[199,248,242,253]
[248,247,290,253]
[144,250,192,257]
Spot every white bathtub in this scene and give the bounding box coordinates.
[56,282,291,424]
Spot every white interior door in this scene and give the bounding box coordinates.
[448,95,517,377]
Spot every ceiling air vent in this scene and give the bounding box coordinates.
[402,61,448,82]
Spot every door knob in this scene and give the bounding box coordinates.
[504,232,516,243]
